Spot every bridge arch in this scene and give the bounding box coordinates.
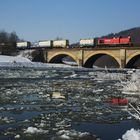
[126,52,140,68]
[48,52,78,65]
[84,52,120,68]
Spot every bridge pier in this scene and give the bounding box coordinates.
[43,51,48,63]
[120,60,126,68]
[120,49,126,68]
[77,50,84,67]
[77,59,83,67]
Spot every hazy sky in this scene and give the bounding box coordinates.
[0,0,140,43]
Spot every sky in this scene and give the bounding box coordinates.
[0,0,140,43]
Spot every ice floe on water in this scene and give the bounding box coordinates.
[96,72,121,80]
[24,126,48,134]
[55,129,98,140]
[118,128,140,140]
[0,116,15,124]
[121,70,140,94]
[14,134,20,139]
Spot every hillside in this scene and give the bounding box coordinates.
[101,27,140,45]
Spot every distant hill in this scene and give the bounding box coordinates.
[101,27,140,45]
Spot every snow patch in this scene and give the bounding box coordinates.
[17,50,34,60]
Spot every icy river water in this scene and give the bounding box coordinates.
[0,66,140,140]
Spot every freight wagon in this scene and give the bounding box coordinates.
[16,41,31,49]
[80,39,94,47]
[53,40,69,48]
[38,40,53,48]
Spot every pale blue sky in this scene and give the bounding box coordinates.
[0,0,140,43]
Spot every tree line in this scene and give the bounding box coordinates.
[0,30,20,55]
[0,30,19,44]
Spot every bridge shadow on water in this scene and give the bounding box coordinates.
[49,55,77,65]
[84,54,120,68]
[126,54,140,69]
[87,53,140,69]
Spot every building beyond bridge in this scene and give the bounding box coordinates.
[42,47,140,68]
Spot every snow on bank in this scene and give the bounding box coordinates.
[118,128,140,140]
[0,55,76,68]
[0,55,31,63]
[17,50,34,61]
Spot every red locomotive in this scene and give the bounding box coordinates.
[97,36,131,46]
[79,36,132,48]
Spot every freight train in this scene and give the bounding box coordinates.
[16,36,131,49]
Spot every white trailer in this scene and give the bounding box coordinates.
[80,39,94,47]
[16,42,31,48]
[38,40,53,47]
[53,40,69,48]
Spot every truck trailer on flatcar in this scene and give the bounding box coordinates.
[53,40,69,48]
[38,40,53,48]
[16,41,31,49]
[80,39,94,47]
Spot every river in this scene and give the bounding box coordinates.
[0,66,139,140]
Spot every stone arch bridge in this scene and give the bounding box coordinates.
[43,47,140,68]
